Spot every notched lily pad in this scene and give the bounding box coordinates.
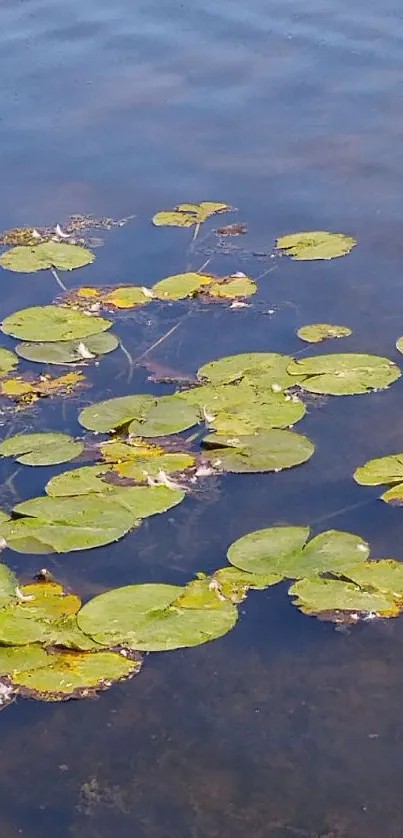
[202,429,314,473]
[287,353,400,395]
[153,202,231,228]
[2,305,111,342]
[198,352,302,391]
[354,454,403,487]
[288,577,400,622]
[16,333,119,365]
[212,566,283,603]
[0,348,18,377]
[0,242,95,273]
[0,432,84,466]
[79,393,199,436]
[276,231,357,260]
[152,272,214,300]
[204,276,257,299]
[8,649,141,701]
[297,324,352,343]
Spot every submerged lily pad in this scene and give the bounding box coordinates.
[78,582,237,651]
[16,333,119,365]
[153,202,231,228]
[288,577,400,620]
[8,649,140,701]
[287,353,400,395]
[297,324,352,343]
[152,272,214,300]
[0,242,95,273]
[202,429,314,473]
[0,432,83,466]
[2,306,111,342]
[0,348,18,376]
[276,231,357,260]
[227,526,369,577]
[198,352,301,390]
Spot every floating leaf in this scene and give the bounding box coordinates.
[8,649,140,701]
[100,439,164,462]
[206,395,305,435]
[227,526,369,577]
[0,565,18,609]
[153,202,231,228]
[212,566,282,603]
[78,394,155,433]
[396,336,403,355]
[0,496,136,554]
[102,287,151,308]
[114,452,195,481]
[354,454,403,487]
[380,485,403,505]
[152,272,214,300]
[0,348,18,376]
[202,429,314,473]
[2,306,111,342]
[78,583,237,651]
[0,580,81,645]
[206,276,257,299]
[0,242,95,273]
[342,559,403,597]
[276,231,357,261]
[0,371,86,404]
[297,324,352,343]
[198,352,302,390]
[0,645,52,676]
[287,353,400,395]
[15,333,119,365]
[128,395,199,437]
[288,577,400,621]
[0,432,83,466]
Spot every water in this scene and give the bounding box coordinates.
[1,0,403,835]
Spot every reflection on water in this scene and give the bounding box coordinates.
[1,0,403,835]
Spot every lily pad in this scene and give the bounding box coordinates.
[15,333,119,364]
[114,452,195,481]
[206,276,257,299]
[8,649,141,701]
[0,564,18,609]
[342,559,403,597]
[276,231,357,260]
[0,645,52,676]
[153,202,231,228]
[288,577,400,620]
[202,429,314,473]
[198,352,301,390]
[78,394,155,432]
[0,432,84,466]
[152,273,214,300]
[287,353,400,395]
[354,454,403,487]
[2,306,112,342]
[396,336,403,355]
[78,582,237,651]
[297,324,352,343]
[0,348,18,376]
[128,396,200,437]
[206,395,306,435]
[227,526,369,577]
[0,371,86,404]
[0,242,95,273]
[0,580,81,646]
[212,566,283,603]
[0,496,136,554]
[100,440,164,461]
[102,287,151,308]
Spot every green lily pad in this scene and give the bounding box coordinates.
[2,306,112,342]
[78,394,155,432]
[227,526,309,575]
[100,440,164,462]
[396,336,403,355]
[15,332,119,364]
[0,580,81,646]
[227,526,369,577]
[207,395,306,435]
[46,465,114,496]
[0,432,84,466]
[198,352,302,391]
[297,324,352,343]
[342,559,403,597]
[102,287,151,308]
[0,242,95,273]
[153,202,231,228]
[288,577,400,620]
[113,452,195,481]
[206,276,257,299]
[128,396,200,437]
[0,348,18,376]
[8,649,141,701]
[354,454,403,486]
[287,353,400,395]
[202,429,314,473]
[212,566,283,603]
[152,272,214,300]
[78,582,237,651]
[0,496,136,554]
[276,231,357,260]
[0,645,52,676]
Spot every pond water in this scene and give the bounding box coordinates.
[1,0,403,836]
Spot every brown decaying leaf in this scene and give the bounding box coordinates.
[216,224,247,237]
[0,372,86,405]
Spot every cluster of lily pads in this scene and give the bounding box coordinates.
[1,523,403,704]
[0,204,403,706]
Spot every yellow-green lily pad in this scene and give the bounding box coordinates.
[2,305,112,342]
[288,577,400,620]
[0,432,84,466]
[297,324,352,343]
[152,272,214,300]
[202,429,314,473]
[0,242,95,273]
[276,231,357,260]
[153,202,231,228]
[287,353,400,395]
